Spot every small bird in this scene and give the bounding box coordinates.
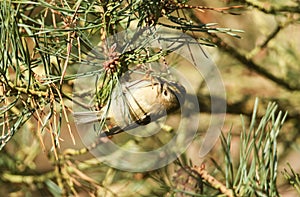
[74,76,186,137]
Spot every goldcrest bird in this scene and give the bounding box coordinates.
[75,77,186,137]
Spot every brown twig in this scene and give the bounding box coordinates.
[192,164,234,197]
[169,2,244,15]
[186,3,300,91]
[242,0,300,14]
[210,33,300,91]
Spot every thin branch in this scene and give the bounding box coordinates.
[248,18,296,59]
[210,33,300,91]
[247,24,281,59]
[3,79,49,97]
[243,0,300,14]
[192,165,234,197]
[1,171,55,184]
[186,3,300,91]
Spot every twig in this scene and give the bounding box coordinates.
[210,33,300,91]
[192,164,234,197]
[1,171,55,184]
[187,4,300,91]
[4,79,48,97]
[243,0,300,14]
[247,19,295,59]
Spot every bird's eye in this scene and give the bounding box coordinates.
[163,89,168,97]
